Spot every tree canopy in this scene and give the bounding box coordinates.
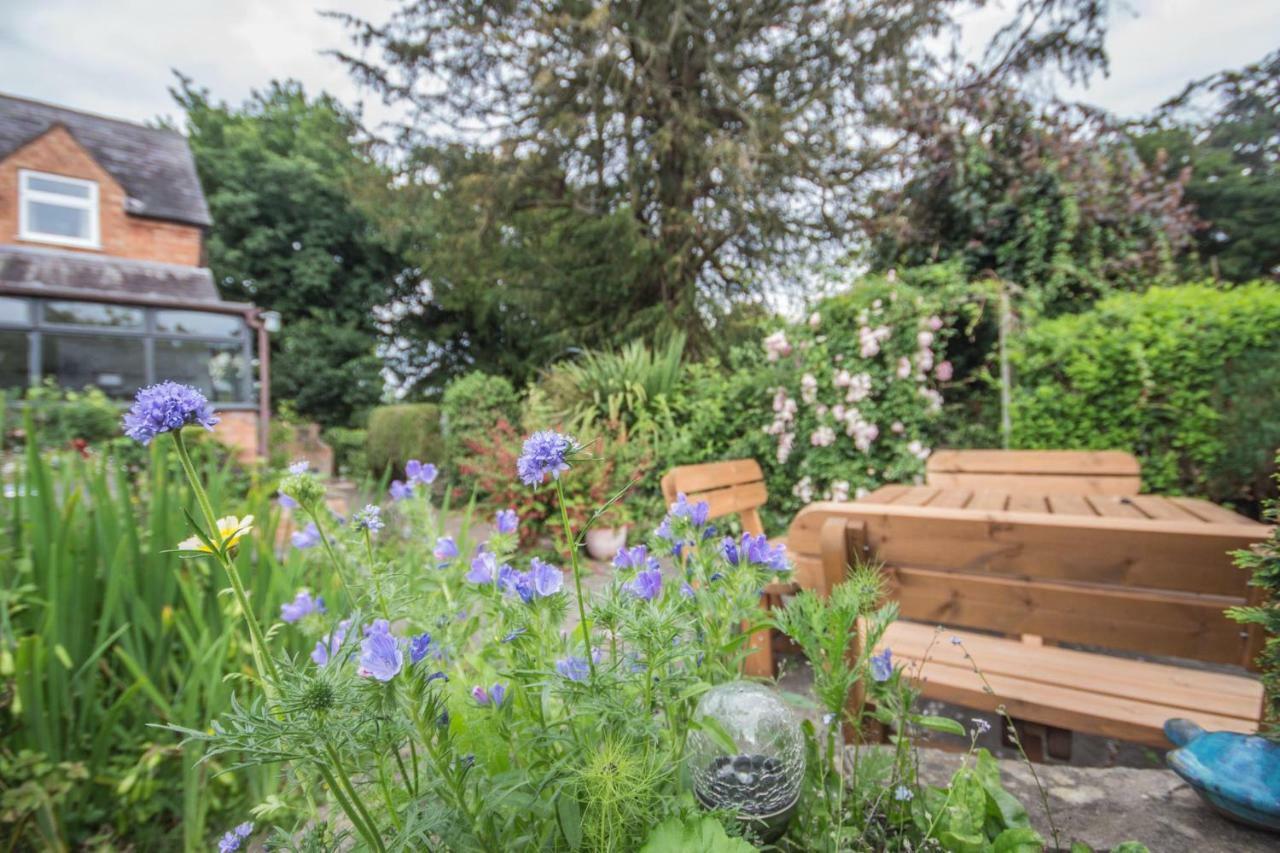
[173,78,410,424]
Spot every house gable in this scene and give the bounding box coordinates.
[0,124,203,266]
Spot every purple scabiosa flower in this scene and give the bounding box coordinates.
[433,536,459,563]
[409,632,433,665]
[495,508,518,534]
[353,505,384,533]
[871,648,893,682]
[613,544,660,571]
[389,480,414,501]
[288,460,311,475]
[893,785,913,802]
[278,491,299,509]
[291,522,321,550]
[530,558,564,597]
[311,618,351,666]
[122,382,219,445]
[624,568,663,601]
[466,551,498,584]
[406,459,438,485]
[218,821,253,853]
[358,621,404,681]
[281,590,325,623]
[516,431,574,486]
[556,656,590,682]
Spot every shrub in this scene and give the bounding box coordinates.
[1011,282,1280,506]
[18,381,120,447]
[537,334,686,428]
[365,403,444,477]
[1228,455,1280,740]
[323,425,369,478]
[440,371,520,463]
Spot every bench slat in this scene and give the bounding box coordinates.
[662,459,763,497]
[883,623,1262,718]
[926,472,1143,495]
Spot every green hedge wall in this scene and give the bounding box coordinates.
[365,403,445,477]
[1011,282,1280,506]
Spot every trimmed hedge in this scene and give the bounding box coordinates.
[441,372,520,464]
[1011,282,1280,506]
[365,403,445,477]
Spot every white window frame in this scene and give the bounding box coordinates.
[18,169,101,249]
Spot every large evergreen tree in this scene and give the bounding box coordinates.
[173,78,409,424]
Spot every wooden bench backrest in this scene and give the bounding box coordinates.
[660,459,768,536]
[787,502,1270,668]
[926,449,1141,495]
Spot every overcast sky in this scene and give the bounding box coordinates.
[1,0,1277,132]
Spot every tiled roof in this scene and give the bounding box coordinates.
[0,244,221,304]
[0,93,211,227]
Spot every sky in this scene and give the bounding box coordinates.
[1,0,1277,133]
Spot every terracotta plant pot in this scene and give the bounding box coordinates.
[584,525,628,561]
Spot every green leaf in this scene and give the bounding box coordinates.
[1069,843,1094,853]
[992,826,1045,853]
[555,794,582,851]
[638,816,754,853]
[915,715,968,737]
[1111,844,1150,853]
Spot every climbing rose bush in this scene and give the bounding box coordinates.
[759,271,961,514]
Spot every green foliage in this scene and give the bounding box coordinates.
[365,403,444,477]
[0,413,311,848]
[1227,456,1280,740]
[538,334,686,430]
[173,77,407,425]
[18,381,120,447]
[638,814,755,852]
[1011,282,1280,505]
[1137,49,1280,283]
[440,371,520,463]
[323,425,369,479]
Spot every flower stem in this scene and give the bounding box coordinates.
[554,479,596,680]
[171,430,278,686]
[325,743,386,853]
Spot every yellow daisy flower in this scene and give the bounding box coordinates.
[179,514,254,553]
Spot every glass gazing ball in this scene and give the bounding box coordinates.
[687,681,805,816]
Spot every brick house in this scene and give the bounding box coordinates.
[0,93,270,455]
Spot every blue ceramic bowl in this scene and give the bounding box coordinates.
[1164,718,1280,832]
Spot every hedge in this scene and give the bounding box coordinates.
[365,403,445,477]
[1011,282,1280,507]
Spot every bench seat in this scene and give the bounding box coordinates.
[881,622,1264,748]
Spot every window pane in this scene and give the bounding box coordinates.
[43,300,144,328]
[27,200,91,239]
[0,297,30,326]
[155,310,244,339]
[0,330,30,389]
[27,175,92,198]
[41,334,146,399]
[157,339,248,403]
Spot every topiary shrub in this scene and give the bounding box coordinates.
[323,426,369,479]
[1011,282,1280,507]
[440,372,520,463]
[365,403,444,478]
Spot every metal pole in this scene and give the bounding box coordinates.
[999,281,1012,450]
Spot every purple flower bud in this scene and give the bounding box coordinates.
[624,568,663,601]
[871,648,893,682]
[467,551,498,584]
[409,632,433,665]
[495,508,518,534]
[556,656,591,682]
[433,536,459,562]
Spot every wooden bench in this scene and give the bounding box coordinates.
[786,492,1270,753]
[926,449,1142,495]
[660,459,796,677]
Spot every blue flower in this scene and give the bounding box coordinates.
[530,558,564,596]
[122,381,219,444]
[498,565,534,603]
[291,522,321,550]
[277,491,298,509]
[721,536,740,565]
[893,785,913,802]
[358,620,404,681]
[517,431,574,486]
[654,516,674,541]
[288,460,311,474]
[871,648,893,682]
[738,533,789,572]
[670,492,710,527]
[353,505,384,533]
[406,459,438,485]
[280,590,325,623]
[495,508,518,534]
[409,632,433,665]
[389,480,414,501]
[556,656,590,682]
[467,551,498,584]
[971,717,992,736]
[433,536,459,562]
[218,821,253,853]
[613,544,660,571]
[311,618,351,666]
[624,568,663,601]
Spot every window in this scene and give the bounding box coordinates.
[18,170,100,248]
[0,330,30,389]
[43,300,143,328]
[41,334,146,399]
[155,310,244,338]
[156,339,248,402]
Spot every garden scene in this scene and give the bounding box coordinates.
[1,1,1279,851]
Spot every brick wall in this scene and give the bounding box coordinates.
[0,125,203,266]
[213,410,260,463]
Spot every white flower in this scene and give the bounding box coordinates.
[792,475,814,503]
[855,486,870,499]
[896,357,912,379]
[907,440,931,461]
[917,330,935,349]
[832,369,851,388]
[808,311,821,329]
[832,404,846,421]
[852,422,879,453]
[800,373,818,404]
[777,432,795,464]
[917,348,934,373]
[845,372,872,403]
[928,315,943,331]
[891,421,905,435]
[829,480,850,502]
[859,325,892,358]
[919,387,943,414]
[810,426,836,447]
[763,330,792,362]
